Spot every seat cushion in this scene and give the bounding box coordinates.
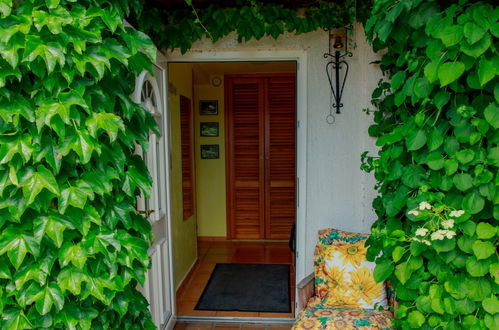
[292,297,393,330]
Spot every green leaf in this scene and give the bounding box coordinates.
[0,227,39,269]
[59,184,94,214]
[402,165,427,188]
[464,22,486,44]
[81,276,116,304]
[406,129,426,151]
[476,222,497,239]
[466,256,490,277]
[472,240,495,260]
[28,283,64,315]
[0,0,12,17]
[463,191,485,214]
[424,60,440,83]
[56,267,88,296]
[413,77,431,99]
[478,57,497,86]
[453,173,473,191]
[438,24,463,47]
[23,36,65,74]
[2,309,32,330]
[0,134,34,165]
[85,112,125,142]
[456,149,475,164]
[373,259,393,282]
[391,71,406,90]
[408,310,425,328]
[466,278,492,301]
[45,0,60,9]
[444,159,458,175]
[434,90,450,110]
[391,246,405,263]
[438,61,465,87]
[483,296,499,314]
[33,214,74,248]
[484,103,499,129]
[395,262,412,284]
[0,96,35,123]
[461,34,491,58]
[59,243,87,269]
[60,129,101,164]
[21,165,60,205]
[426,152,444,170]
[456,298,476,315]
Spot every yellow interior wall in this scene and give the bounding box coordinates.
[168,63,198,289]
[194,80,227,237]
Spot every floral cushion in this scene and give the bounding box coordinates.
[292,297,392,330]
[314,228,370,298]
[320,242,387,309]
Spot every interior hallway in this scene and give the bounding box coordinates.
[176,240,295,318]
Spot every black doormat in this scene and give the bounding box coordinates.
[195,263,291,313]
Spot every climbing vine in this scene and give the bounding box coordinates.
[134,0,373,53]
[362,0,498,328]
[0,0,157,328]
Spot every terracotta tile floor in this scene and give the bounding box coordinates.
[174,321,292,329]
[176,240,295,319]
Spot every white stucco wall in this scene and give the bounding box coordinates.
[166,23,382,282]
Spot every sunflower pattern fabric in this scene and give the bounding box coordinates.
[292,297,392,330]
[320,242,388,309]
[293,228,393,329]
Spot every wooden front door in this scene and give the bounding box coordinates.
[226,74,296,240]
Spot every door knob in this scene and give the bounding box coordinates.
[137,210,155,216]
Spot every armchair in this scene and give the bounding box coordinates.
[293,228,394,329]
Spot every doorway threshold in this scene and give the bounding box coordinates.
[176,316,294,324]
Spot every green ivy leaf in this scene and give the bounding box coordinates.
[28,283,64,315]
[0,134,34,164]
[438,61,465,87]
[455,149,475,164]
[60,129,101,164]
[472,240,496,260]
[426,152,444,170]
[461,34,491,58]
[59,243,87,269]
[21,165,60,205]
[390,71,406,90]
[2,309,32,330]
[85,112,125,142]
[483,296,499,314]
[33,214,74,248]
[59,184,94,214]
[484,103,499,129]
[0,227,40,269]
[56,267,88,296]
[46,0,60,9]
[0,0,12,17]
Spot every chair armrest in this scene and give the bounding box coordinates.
[296,273,314,313]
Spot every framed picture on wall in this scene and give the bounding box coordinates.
[199,100,218,115]
[200,122,219,137]
[200,144,219,159]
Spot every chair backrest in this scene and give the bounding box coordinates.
[313,228,388,309]
[313,228,369,298]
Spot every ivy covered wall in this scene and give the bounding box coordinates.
[363,0,498,328]
[0,0,157,328]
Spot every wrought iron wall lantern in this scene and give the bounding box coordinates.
[324,26,353,122]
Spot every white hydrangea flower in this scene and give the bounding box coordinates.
[419,201,432,210]
[408,209,420,216]
[422,240,431,246]
[445,230,456,239]
[442,219,454,229]
[415,228,428,236]
[411,237,421,242]
[449,210,465,218]
[430,230,446,241]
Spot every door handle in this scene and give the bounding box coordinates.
[137,210,155,216]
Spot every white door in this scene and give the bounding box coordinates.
[132,55,175,329]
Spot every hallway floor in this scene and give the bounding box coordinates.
[176,240,295,318]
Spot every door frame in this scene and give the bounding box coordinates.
[167,50,309,294]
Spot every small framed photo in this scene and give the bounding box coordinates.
[200,144,219,159]
[199,100,218,115]
[200,122,219,137]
